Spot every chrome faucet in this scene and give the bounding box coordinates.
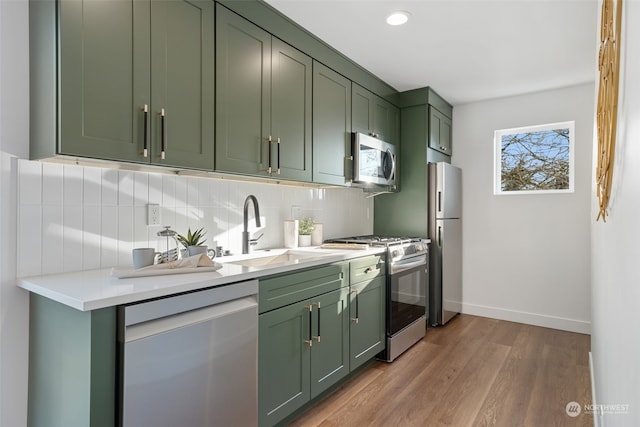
[242,195,262,254]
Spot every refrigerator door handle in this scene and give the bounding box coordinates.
[438,191,442,214]
[438,225,443,247]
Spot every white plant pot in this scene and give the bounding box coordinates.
[284,220,299,248]
[298,235,312,247]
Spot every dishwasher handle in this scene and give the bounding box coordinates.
[123,280,258,327]
[125,296,257,343]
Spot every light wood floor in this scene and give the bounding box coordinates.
[290,314,592,427]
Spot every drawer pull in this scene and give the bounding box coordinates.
[266,136,273,174]
[351,289,359,324]
[303,304,313,347]
[160,108,166,160]
[142,104,149,157]
[276,137,281,175]
[313,302,321,343]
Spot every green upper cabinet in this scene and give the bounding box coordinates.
[149,0,215,169]
[429,106,452,156]
[352,83,399,145]
[271,39,313,181]
[312,61,352,186]
[216,5,312,181]
[45,0,214,168]
[373,87,453,237]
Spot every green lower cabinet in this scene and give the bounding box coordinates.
[350,276,386,371]
[259,288,349,426]
[309,288,350,397]
[28,294,116,427]
[259,300,311,427]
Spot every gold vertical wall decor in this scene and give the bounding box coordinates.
[596,0,623,222]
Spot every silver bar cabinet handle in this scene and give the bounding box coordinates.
[142,104,149,157]
[351,289,359,324]
[266,136,273,174]
[276,137,281,175]
[313,302,321,342]
[160,108,166,160]
[303,304,313,347]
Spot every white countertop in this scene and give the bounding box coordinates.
[18,246,386,311]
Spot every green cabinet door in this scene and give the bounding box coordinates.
[259,300,311,427]
[216,5,271,176]
[313,61,352,186]
[352,83,399,145]
[352,83,374,136]
[271,38,313,181]
[150,0,215,169]
[216,5,312,180]
[57,0,214,168]
[58,0,150,163]
[429,106,452,156]
[310,288,350,398]
[350,276,386,371]
[374,97,400,145]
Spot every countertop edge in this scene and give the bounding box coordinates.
[18,247,387,311]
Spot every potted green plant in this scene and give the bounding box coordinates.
[177,227,212,257]
[298,217,315,247]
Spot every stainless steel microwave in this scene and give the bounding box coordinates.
[352,132,397,187]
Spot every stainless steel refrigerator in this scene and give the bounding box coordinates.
[428,162,462,326]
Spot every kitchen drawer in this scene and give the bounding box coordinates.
[350,255,386,284]
[259,263,348,313]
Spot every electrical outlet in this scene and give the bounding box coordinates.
[147,204,161,226]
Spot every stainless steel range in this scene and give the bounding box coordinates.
[325,236,428,362]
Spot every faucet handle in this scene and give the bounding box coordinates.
[249,232,264,246]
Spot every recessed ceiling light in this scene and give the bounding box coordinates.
[386,11,410,26]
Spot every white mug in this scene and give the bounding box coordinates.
[132,248,159,269]
[187,245,216,259]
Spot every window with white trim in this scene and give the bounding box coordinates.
[494,121,575,195]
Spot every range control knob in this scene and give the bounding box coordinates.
[391,249,400,259]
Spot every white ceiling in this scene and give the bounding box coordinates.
[264,0,599,105]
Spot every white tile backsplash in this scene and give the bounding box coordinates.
[42,163,63,205]
[16,159,373,276]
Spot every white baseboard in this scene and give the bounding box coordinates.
[461,302,591,334]
[590,352,598,427]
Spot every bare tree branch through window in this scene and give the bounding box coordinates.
[494,122,575,194]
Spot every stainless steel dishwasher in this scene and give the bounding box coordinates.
[119,280,258,427]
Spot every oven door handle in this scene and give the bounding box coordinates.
[390,256,427,274]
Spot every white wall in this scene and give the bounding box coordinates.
[453,83,594,334]
[590,1,640,425]
[0,0,30,425]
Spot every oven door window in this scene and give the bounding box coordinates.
[389,256,427,336]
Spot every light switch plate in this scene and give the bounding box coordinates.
[147,204,161,226]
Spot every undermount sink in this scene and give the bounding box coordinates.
[225,250,329,268]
